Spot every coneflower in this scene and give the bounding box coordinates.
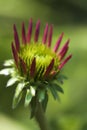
[0,18,72,118]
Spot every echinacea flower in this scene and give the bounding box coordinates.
[0,18,72,118]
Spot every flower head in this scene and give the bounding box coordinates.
[0,18,72,118]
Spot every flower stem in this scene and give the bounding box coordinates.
[35,102,50,130]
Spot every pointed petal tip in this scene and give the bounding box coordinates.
[67,54,72,61]
[46,23,48,27]
[27,18,33,43]
[50,25,53,32]
[69,54,72,58]
[63,39,70,48]
[47,24,53,47]
[42,23,49,44]
[13,24,18,34]
[59,46,69,61]
[13,24,16,30]
[36,19,40,25]
[22,22,24,26]
[37,19,40,24]
[13,24,20,52]
[65,54,72,63]
[22,22,26,44]
[11,42,18,67]
[29,18,33,25]
[58,38,70,58]
[36,19,41,27]
[30,17,32,21]
[53,32,64,52]
[62,32,64,36]
[34,20,41,42]
[13,24,17,34]
[59,54,72,70]
[66,38,70,45]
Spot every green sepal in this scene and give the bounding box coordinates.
[6,77,18,87]
[48,84,59,100]
[3,59,14,66]
[38,89,45,102]
[52,83,64,93]
[0,68,14,76]
[12,82,26,109]
[30,96,37,119]
[24,89,33,107]
[30,86,36,96]
[42,92,48,112]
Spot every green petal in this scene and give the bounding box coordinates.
[24,89,32,107]
[6,77,18,87]
[12,82,25,109]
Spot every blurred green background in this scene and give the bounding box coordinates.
[0,0,87,130]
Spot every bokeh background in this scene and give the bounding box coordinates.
[0,0,87,130]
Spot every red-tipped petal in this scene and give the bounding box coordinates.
[58,46,69,61]
[47,25,53,47]
[11,42,18,67]
[27,18,32,43]
[30,58,36,77]
[44,59,54,77]
[59,54,72,70]
[53,32,64,52]
[58,39,70,57]
[22,22,26,44]
[34,20,40,42]
[19,58,27,74]
[13,24,20,52]
[42,23,49,44]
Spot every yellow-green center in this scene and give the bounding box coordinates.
[19,43,60,78]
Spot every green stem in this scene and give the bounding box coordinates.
[35,102,50,130]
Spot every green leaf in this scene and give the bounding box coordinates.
[42,92,48,112]
[0,68,14,76]
[38,89,45,102]
[24,89,32,107]
[12,82,25,109]
[52,83,64,93]
[6,77,18,87]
